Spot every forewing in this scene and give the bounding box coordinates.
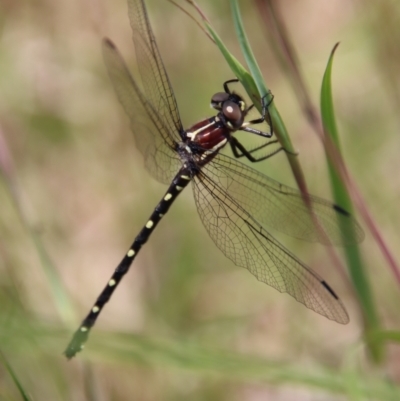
[202,154,364,245]
[192,169,349,324]
[102,39,181,184]
[127,0,184,143]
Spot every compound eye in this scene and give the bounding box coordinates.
[211,92,229,103]
[211,92,229,110]
[222,101,242,122]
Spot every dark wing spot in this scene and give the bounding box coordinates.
[321,280,339,300]
[333,204,350,217]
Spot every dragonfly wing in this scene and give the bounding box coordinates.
[202,154,364,245]
[192,165,349,324]
[128,0,184,143]
[102,39,181,184]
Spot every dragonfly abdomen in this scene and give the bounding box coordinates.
[64,167,192,358]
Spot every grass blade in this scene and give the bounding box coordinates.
[206,0,312,197]
[0,351,32,401]
[320,43,382,361]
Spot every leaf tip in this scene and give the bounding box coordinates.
[331,42,340,56]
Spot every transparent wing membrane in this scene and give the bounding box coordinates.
[193,165,350,324]
[128,0,184,142]
[202,154,364,245]
[102,39,181,184]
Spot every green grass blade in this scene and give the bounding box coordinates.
[0,139,75,329]
[229,0,299,161]
[204,22,257,102]
[367,329,400,351]
[206,1,309,194]
[320,43,381,361]
[30,230,76,326]
[230,0,269,105]
[0,351,32,401]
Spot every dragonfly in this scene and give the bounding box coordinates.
[65,0,364,358]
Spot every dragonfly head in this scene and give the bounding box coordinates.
[211,92,246,130]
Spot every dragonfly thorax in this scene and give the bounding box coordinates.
[185,117,229,154]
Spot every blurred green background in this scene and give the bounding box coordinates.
[1,0,400,399]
